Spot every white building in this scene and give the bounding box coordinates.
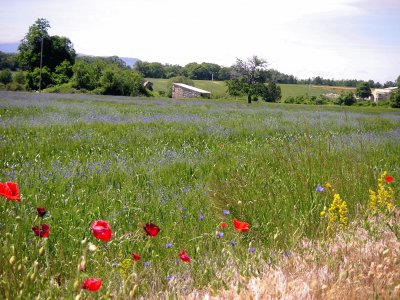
[371,87,398,102]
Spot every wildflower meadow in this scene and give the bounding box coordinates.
[0,91,399,299]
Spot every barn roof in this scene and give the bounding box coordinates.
[173,83,210,94]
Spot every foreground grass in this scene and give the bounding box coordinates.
[188,211,400,299]
[0,91,399,298]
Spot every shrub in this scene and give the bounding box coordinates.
[6,82,24,91]
[13,71,26,85]
[390,90,400,108]
[0,68,12,84]
[335,92,355,106]
[25,67,53,91]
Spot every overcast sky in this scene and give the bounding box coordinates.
[0,0,399,83]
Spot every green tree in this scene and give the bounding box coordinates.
[0,51,19,70]
[335,92,356,106]
[72,60,103,91]
[0,69,12,84]
[397,75,400,88]
[390,90,400,108]
[25,66,53,90]
[17,18,76,72]
[356,82,371,99]
[227,56,269,103]
[260,82,282,102]
[52,60,73,85]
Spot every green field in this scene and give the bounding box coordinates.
[147,78,352,100]
[0,91,399,298]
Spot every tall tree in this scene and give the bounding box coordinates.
[17,18,76,72]
[356,82,371,99]
[227,56,269,103]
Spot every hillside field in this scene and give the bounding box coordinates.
[0,91,399,298]
[146,78,355,100]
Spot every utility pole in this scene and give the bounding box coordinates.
[39,37,43,92]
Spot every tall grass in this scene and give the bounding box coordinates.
[0,91,399,298]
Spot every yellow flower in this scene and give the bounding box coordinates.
[369,172,395,213]
[325,193,348,236]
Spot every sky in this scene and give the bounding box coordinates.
[0,0,399,83]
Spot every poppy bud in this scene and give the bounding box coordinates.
[18,264,24,273]
[88,243,97,252]
[75,295,81,300]
[30,272,36,281]
[33,260,39,270]
[39,246,45,256]
[9,255,16,266]
[73,280,80,291]
[80,260,86,272]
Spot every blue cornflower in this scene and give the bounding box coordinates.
[230,240,236,246]
[249,247,255,253]
[217,231,224,238]
[145,261,150,267]
[223,210,230,216]
[284,251,290,257]
[165,276,172,281]
[112,261,118,267]
[315,185,324,192]
[166,243,172,248]
[199,215,204,221]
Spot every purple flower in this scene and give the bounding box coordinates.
[315,185,324,192]
[284,251,290,257]
[230,240,236,246]
[112,261,118,267]
[199,215,204,221]
[223,210,230,216]
[165,276,172,281]
[166,243,172,248]
[145,261,150,267]
[249,247,255,253]
[217,231,224,238]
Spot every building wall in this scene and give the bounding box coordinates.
[172,85,210,99]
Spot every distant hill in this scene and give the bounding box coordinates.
[120,57,138,67]
[0,42,19,53]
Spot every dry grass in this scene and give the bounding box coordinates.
[186,211,400,300]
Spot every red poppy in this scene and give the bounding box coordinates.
[220,223,227,229]
[32,224,50,238]
[82,278,102,291]
[144,223,160,237]
[179,249,191,262]
[37,207,47,217]
[385,175,394,183]
[0,181,20,201]
[91,220,112,242]
[132,252,140,261]
[233,218,250,232]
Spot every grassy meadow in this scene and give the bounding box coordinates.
[147,78,351,100]
[0,91,399,298]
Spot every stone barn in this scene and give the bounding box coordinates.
[172,83,211,99]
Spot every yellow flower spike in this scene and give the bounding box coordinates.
[324,193,348,236]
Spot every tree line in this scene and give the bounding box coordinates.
[0,18,399,106]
